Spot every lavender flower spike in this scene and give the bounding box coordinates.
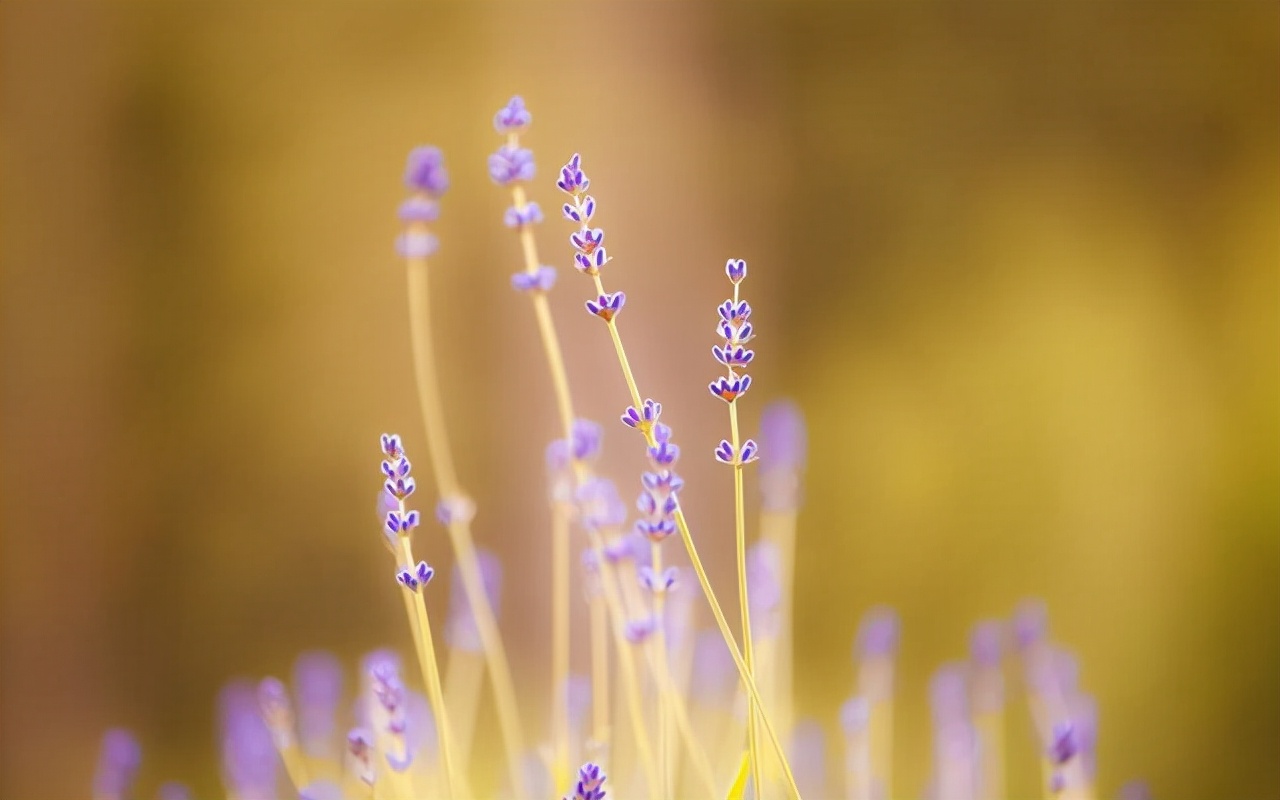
[403,145,449,196]
[218,680,280,800]
[489,144,536,186]
[494,95,532,133]
[563,762,607,800]
[93,728,142,800]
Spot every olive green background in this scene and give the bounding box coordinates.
[3,2,1277,799]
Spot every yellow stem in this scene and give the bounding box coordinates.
[650,543,671,799]
[582,255,802,798]
[730,402,765,798]
[587,531,662,800]
[759,509,797,739]
[551,500,573,776]
[443,647,485,772]
[276,742,310,794]
[589,588,611,752]
[397,536,460,799]
[404,253,528,798]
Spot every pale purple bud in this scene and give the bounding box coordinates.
[929,664,970,727]
[403,146,449,195]
[511,265,558,293]
[445,549,503,653]
[840,696,871,737]
[725,258,747,284]
[489,144,535,185]
[747,541,783,636]
[435,495,475,527]
[300,780,345,800]
[397,196,440,223]
[564,762,607,800]
[504,202,544,228]
[293,651,343,760]
[93,728,142,799]
[571,418,603,461]
[395,231,439,258]
[1049,720,1080,765]
[1013,599,1049,649]
[970,620,1004,668]
[624,616,656,644]
[576,477,626,530]
[493,95,532,133]
[218,681,280,800]
[856,606,901,659]
[257,677,294,745]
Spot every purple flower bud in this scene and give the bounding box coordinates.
[718,319,754,344]
[740,439,759,464]
[346,727,375,786]
[636,488,678,519]
[489,145,536,185]
[621,399,662,428]
[384,476,416,500]
[403,146,449,195]
[717,299,752,326]
[840,696,871,737]
[624,616,656,644]
[396,568,420,592]
[576,477,627,530]
[647,439,680,467]
[380,457,412,480]
[493,95,532,133]
[725,258,747,284]
[562,196,597,223]
[569,228,605,255]
[556,153,590,194]
[293,651,343,760]
[585,291,625,322]
[1049,770,1067,794]
[708,374,752,403]
[1048,720,1079,765]
[571,418,603,461]
[638,565,678,593]
[970,620,1004,669]
[714,440,735,464]
[504,202,544,229]
[257,677,294,744]
[929,664,970,726]
[634,517,676,542]
[712,344,755,368]
[563,761,607,800]
[510,265,558,293]
[380,433,404,459]
[856,607,901,659]
[93,728,142,800]
[651,422,674,444]
[398,196,440,223]
[641,469,684,495]
[574,246,610,274]
[395,231,439,258]
[759,400,807,473]
[218,681,279,800]
[445,549,503,653]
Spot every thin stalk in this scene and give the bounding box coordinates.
[403,253,527,798]
[586,531,662,800]
[397,536,460,799]
[759,508,798,739]
[730,401,764,797]
[584,265,801,798]
[551,499,573,776]
[650,542,671,799]
[443,647,485,771]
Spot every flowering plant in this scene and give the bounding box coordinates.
[92,97,1150,800]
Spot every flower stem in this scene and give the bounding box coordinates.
[404,254,527,798]
[730,400,765,797]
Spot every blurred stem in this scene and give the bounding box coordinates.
[397,535,461,799]
[403,252,527,799]
[443,646,485,773]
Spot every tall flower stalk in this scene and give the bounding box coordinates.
[557,152,803,799]
[396,146,527,798]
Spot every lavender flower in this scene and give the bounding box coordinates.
[638,564,679,593]
[93,729,142,800]
[708,374,752,403]
[726,257,747,284]
[257,676,295,749]
[621,398,662,429]
[563,762,607,800]
[570,418,603,461]
[511,265,558,293]
[218,681,280,800]
[585,291,625,321]
[489,144,536,185]
[576,477,627,530]
[293,651,344,760]
[1049,720,1080,765]
[624,616,657,644]
[395,560,435,592]
[556,153,590,194]
[435,494,476,526]
[504,201,544,228]
[397,195,440,222]
[840,695,871,737]
[494,95,532,133]
[403,145,449,196]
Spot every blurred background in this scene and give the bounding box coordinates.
[3,2,1277,798]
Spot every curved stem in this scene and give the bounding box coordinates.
[730,402,764,797]
[403,254,527,798]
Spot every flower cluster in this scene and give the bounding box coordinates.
[380,434,434,590]
[558,154,611,277]
[562,762,607,800]
[396,146,449,259]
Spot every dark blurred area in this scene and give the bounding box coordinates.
[2,2,1277,799]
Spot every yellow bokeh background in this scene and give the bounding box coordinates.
[2,3,1276,799]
